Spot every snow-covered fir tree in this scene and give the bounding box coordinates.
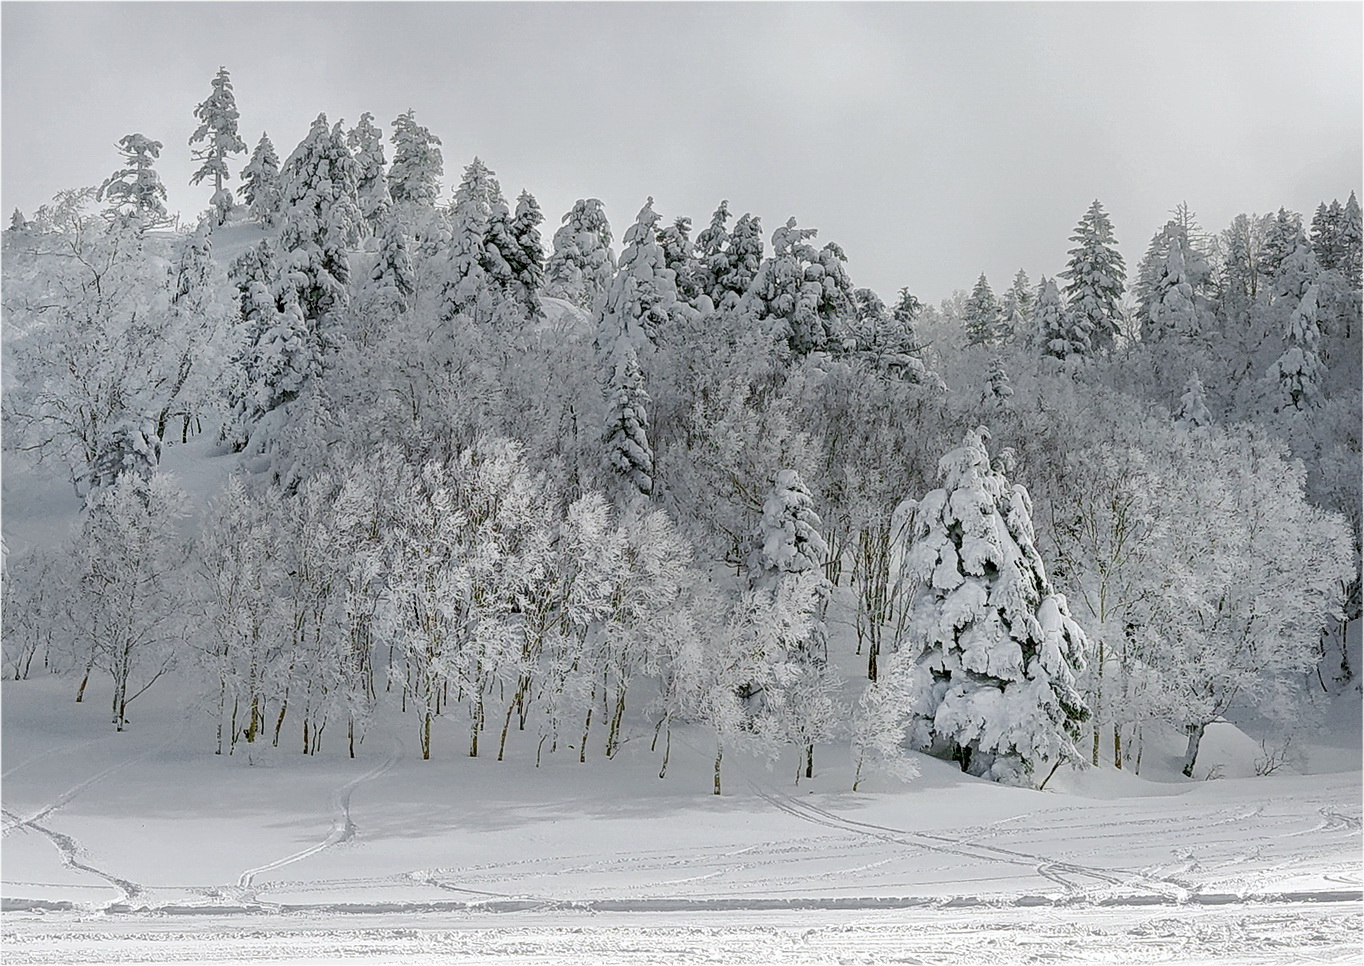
[98,133,169,227]
[438,157,507,323]
[894,427,1090,785]
[238,133,282,227]
[594,197,687,350]
[999,269,1033,343]
[356,217,415,342]
[602,343,654,496]
[964,273,1001,346]
[188,66,247,224]
[1174,370,1212,427]
[224,240,316,450]
[1266,281,1327,412]
[8,208,27,232]
[694,199,731,308]
[1060,199,1126,354]
[386,109,443,211]
[1141,221,1199,340]
[346,112,392,234]
[1258,208,1300,283]
[278,114,363,326]
[1035,275,1079,360]
[89,415,163,497]
[1310,200,1343,272]
[1340,191,1362,289]
[984,357,1014,405]
[714,212,765,312]
[505,190,545,318]
[544,198,615,312]
[743,217,852,356]
[657,215,703,307]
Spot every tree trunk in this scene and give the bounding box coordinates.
[273,700,288,748]
[805,743,814,780]
[713,742,723,796]
[1181,722,1205,778]
[1113,724,1122,770]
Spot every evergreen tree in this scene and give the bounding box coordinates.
[1309,201,1340,271]
[8,208,27,232]
[1174,370,1212,427]
[964,273,1001,346]
[743,217,850,356]
[346,112,392,233]
[595,197,687,352]
[694,200,731,307]
[387,109,444,209]
[506,190,545,318]
[658,215,703,306]
[714,212,765,311]
[238,133,282,227]
[544,198,615,312]
[89,415,163,497]
[225,240,316,450]
[439,157,507,323]
[98,134,169,227]
[985,357,1014,405]
[1060,200,1126,353]
[1341,192,1363,290]
[1142,221,1199,340]
[357,217,415,341]
[278,114,363,326]
[189,67,247,224]
[602,342,653,496]
[1259,208,1300,283]
[895,428,1089,785]
[1266,282,1327,412]
[999,269,1033,343]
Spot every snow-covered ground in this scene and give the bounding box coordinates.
[2,667,1360,964]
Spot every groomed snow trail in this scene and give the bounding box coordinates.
[236,738,404,891]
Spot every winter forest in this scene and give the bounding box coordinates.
[2,62,1360,802]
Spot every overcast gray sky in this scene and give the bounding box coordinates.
[3,2,1360,304]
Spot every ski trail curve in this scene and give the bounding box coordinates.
[236,738,403,890]
[1,746,163,836]
[1,807,142,903]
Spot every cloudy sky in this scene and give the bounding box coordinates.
[3,2,1360,303]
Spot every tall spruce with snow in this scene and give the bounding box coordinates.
[189,67,247,224]
[694,200,731,308]
[1266,281,1327,412]
[964,273,1002,346]
[999,269,1033,343]
[715,212,765,312]
[743,217,852,356]
[346,113,392,234]
[896,428,1089,785]
[1341,192,1363,289]
[657,215,703,307]
[602,343,654,496]
[357,217,415,341]
[439,157,508,324]
[594,198,687,350]
[1174,370,1213,427]
[545,198,615,312]
[238,133,282,227]
[746,468,837,779]
[98,134,169,227]
[386,110,444,212]
[278,114,363,327]
[224,240,316,450]
[1035,275,1079,360]
[1258,208,1300,283]
[1141,221,1199,340]
[504,190,545,318]
[1060,200,1126,354]
[984,357,1014,405]
[1310,200,1344,272]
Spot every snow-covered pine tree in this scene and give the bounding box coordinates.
[544,198,615,312]
[1266,281,1327,412]
[745,468,837,779]
[984,357,1014,405]
[1259,208,1300,283]
[1142,221,1198,341]
[387,109,444,211]
[743,217,851,356]
[999,269,1033,343]
[1174,370,1212,427]
[964,273,1001,346]
[896,427,1090,785]
[356,216,415,342]
[98,134,170,227]
[8,208,27,232]
[594,198,686,350]
[714,212,765,312]
[657,215,703,307]
[438,156,507,324]
[602,342,654,496]
[1036,274,1082,360]
[224,240,317,450]
[238,133,282,227]
[1310,201,1342,272]
[694,199,731,308]
[1060,199,1126,354]
[506,190,545,318]
[346,112,392,234]
[189,67,247,224]
[278,114,363,326]
[89,415,163,497]
[1341,192,1362,290]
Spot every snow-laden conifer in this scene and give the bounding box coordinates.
[1174,370,1212,427]
[1340,192,1362,289]
[278,114,363,324]
[189,67,247,224]
[439,157,507,323]
[601,342,654,496]
[658,215,702,306]
[98,134,170,227]
[594,198,686,351]
[964,273,1001,346]
[984,357,1014,405]
[1060,200,1125,354]
[1035,275,1078,360]
[346,112,392,234]
[506,190,545,318]
[743,217,852,356]
[387,109,443,210]
[545,198,615,312]
[238,133,282,227]
[89,415,163,497]
[999,269,1033,343]
[895,428,1089,785]
[714,212,765,312]
[694,200,731,307]
[1266,282,1327,411]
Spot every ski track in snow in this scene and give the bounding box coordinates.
[235,738,404,893]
